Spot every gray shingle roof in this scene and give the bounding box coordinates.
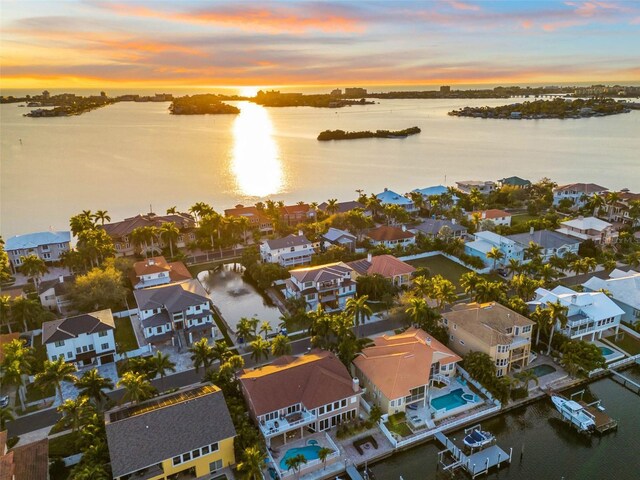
[105,385,236,478]
[41,309,114,344]
[134,283,208,312]
[507,229,581,250]
[265,234,310,250]
[413,219,466,236]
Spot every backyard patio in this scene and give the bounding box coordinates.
[266,432,341,479]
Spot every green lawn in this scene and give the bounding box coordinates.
[31,334,48,371]
[511,214,539,226]
[385,412,412,437]
[48,432,82,458]
[114,317,139,351]
[406,255,472,293]
[605,332,640,356]
[26,382,55,403]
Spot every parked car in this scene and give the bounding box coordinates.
[0,395,9,408]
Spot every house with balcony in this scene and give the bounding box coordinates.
[467,209,512,228]
[365,225,416,249]
[529,286,624,342]
[507,229,581,263]
[411,218,467,239]
[133,280,217,346]
[106,385,236,480]
[42,309,116,366]
[583,269,640,325]
[5,231,71,272]
[224,204,275,235]
[38,275,75,314]
[552,183,609,207]
[464,231,523,268]
[129,256,192,290]
[557,216,618,245]
[284,262,356,312]
[376,188,417,213]
[442,303,534,377]
[239,350,361,449]
[455,180,496,195]
[352,328,460,415]
[260,233,315,267]
[348,253,415,288]
[602,190,640,227]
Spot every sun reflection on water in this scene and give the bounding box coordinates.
[231,101,283,197]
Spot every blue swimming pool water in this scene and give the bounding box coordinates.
[279,446,323,470]
[599,346,615,356]
[528,364,557,378]
[431,388,467,411]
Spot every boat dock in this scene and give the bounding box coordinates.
[576,401,618,434]
[434,431,512,478]
[610,369,640,395]
[346,465,364,480]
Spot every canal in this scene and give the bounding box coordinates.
[370,366,640,480]
[197,263,283,334]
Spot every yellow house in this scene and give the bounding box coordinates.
[442,302,535,377]
[105,384,236,480]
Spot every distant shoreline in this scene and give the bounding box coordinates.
[317,127,421,141]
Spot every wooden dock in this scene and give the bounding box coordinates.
[435,431,512,478]
[578,401,618,434]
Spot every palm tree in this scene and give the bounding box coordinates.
[146,350,176,392]
[524,241,543,261]
[318,447,333,470]
[166,206,178,214]
[587,193,606,216]
[326,198,339,215]
[0,405,15,430]
[159,222,180,258]
[189,337,214,373]
[250,337,271,363]
[506,258,521,277]
[237,446,266,480]
[546,300,569,355]
[0,295,12,333]
[34,358,77,405]
[344,295,372,336]
[430,275,457,311]
[75,368,114,410]
[486,246,505,271]
[93,210,111,225]
[1,339,34,411]
[211,341,231,364]
[18,254,48,289]
[130,227,149,257]
[460,272,481,297]
[10,297,46,333]
[515,369,539,391]
[236,317,258,343]
[258,320,273,339]
[538,263,560,285]
[57,396,91,432]
[117,371,155,404]
[285,453,307,480]
[405,297,429,326]
[271,334,291,356]
[531,306,550,346]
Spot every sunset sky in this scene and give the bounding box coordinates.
[1,0,639,89]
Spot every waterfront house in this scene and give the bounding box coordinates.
[129,256,192,290]
[552,183,609,207]
[101,212,196,257]
[556,216,618,245]
[467,209,512,228]
[224,204,275,235]
[455,180,496,195]
[412,185,459,205]
[442,303,534,377]
[602,190,640,227]
[281,203,316,226]
[238,350,361,447]
[133,280,217,346]
[583,269,640,325]
[317,200,369,216]
[284,262,356,312]
[352,328,460,414]
[348,253,416,288]
[529,286,624,341]
[497,176,531,189]
[507,229,581,263]
[411,218,467,239]
[365,225,416,249]
[5,231,71,272]
[106,385,236,480]
[42,309,116,366]
[322,227,357,251]
[38,274,75,314]
[260,233,315,267]
[0,434,49,480]
[376,188,417,213]
[464,231,523,268]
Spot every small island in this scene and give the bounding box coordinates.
[448,97,632,120]
[169,94,240,115]
[317,126,421,141]
[24,93,116,117]
[254,90,374,108]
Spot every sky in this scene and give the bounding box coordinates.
[1,0,639,89]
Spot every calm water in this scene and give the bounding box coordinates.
[1,98,639,237]
[197,264,281,334]
[371,367,640,480]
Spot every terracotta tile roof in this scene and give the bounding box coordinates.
[42,309,115,344]
[239,350,358,416]
[554,183,608,194]
[347,255,415,279]
[469,209,511,220]
[0,451,14,480]
[353,328,461,400]
[130,257,192,286]
[0,431,6,454]
[10,438,49,480]
[366,226,415,242]
[101,213,195,238]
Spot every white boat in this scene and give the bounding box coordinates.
[551,395,596,433]
[463,428,494,449]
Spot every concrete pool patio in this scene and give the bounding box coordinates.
[266,432,341,479]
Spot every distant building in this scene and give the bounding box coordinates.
[465,231,523,268]
[330,88,342,96]
[455,180,496,195]
[412,185,459,205]
[557,216,618,245]
[602,190,640,227]
[348,253,415,288]
[497,176,531,188]
[224,204,274,235]
[552,183,609,207]
[285,262,356,311]
[260,233,315,267]
[317,200,368,215]
[365,225,416,249]
[467,209,512,228]
[376,188,417,213]
[344,87,367,97]
[5,231,71,272]
[106,385,236,480]
[440,85,451,94]
[130,256,192,290]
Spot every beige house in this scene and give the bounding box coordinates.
[352,328,460,415]
[442,303,534,377]
[347,254,416,288]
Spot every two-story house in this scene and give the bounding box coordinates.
[348,254,416,288]
[442,303,534,377]
[529,286,624,342]
[38,275,75,314]
[133,280,217,346]
[455,180,496,195]
[497,176,531,189]
[130,256,192,290]
[464,231,524,268]
[42,309,116,366]
[467,209,512,228]
[376,188,417,213]
[106,384,236,480]
[285,262,356,311]
[411,218,467,240]
[552,183,609,207]
[365,225,416,249]
[224,204,275,235]
[260,233,315,267]
[603,190,640,227]
[556,216,618,245]
[583,269,640,325]
[5,231,71,272]
[508,229,581,262]
[352,328,460,415]
[239,350,361,449]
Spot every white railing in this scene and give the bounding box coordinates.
[261,411,316,436]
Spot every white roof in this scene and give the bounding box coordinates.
[465,239,494,255]
[531,286,625,321]
[376,189,413,206]
[5,231,71,251]
[583,271,640,309]
[323,228,355,243]
[561,216,612,232]
[475,230,518,247]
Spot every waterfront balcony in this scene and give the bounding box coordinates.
[260,410,317,438]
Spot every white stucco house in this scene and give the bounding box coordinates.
[583,269,640,324]
[284,262,356,312]
[557,216,618,245]
[5,231,71,272]
[260,233,315,267]
[464,231,523,267]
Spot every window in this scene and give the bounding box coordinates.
[209,459,223,473]
[101,343,109,350]
[98,330,108,337]
[192,449,201,459]
[341,399,347,408]
[172,456,181,466]
[51,355,57,361]
[76,347,82,354]
[55,340,65,347]
[156,327,163,334]
[522,325,532,333]
[182,452,191,462]
[67,352,73,359]
[43,253,51,259]
[202,445,210,455]
[459,340,465,345]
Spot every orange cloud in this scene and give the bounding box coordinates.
[444,0,481,11]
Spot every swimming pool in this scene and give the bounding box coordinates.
[528,364,557,378]
[431,388,469,411]
[279,445,324,470]
[599,346,615,356]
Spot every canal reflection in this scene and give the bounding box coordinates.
[231,101,283,197]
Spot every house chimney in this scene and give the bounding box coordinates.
[451,218,456,225]
[384,187,388,192]
[426,337,432,346]
[481,212,486,219]
[367,253,372,263]
[571,294,577,304]
[298,230,304,237]
[530,226,534,235]
[148,258,155,265]
[352,377,360,392]
[402,225,407,232]
[59,275,64,284]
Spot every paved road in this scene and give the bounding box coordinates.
[6,316,403,437]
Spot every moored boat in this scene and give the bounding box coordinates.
[551,395,596,433]
[463,428,495,449]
